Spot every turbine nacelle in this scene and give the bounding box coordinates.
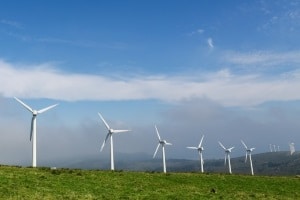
[108,129,114,134]
[241,140,255,152]
[159,140,171,145]
[225,147,234,153]
[246,148,255,153]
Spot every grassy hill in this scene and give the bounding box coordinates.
[0,165,299,199]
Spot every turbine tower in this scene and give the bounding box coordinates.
[14,97,58,167]
[187,135,205,173]
[289,142,295,155]
[98,113,130,171]
[218,141,234,174]
[153,125,172,173]
[241,140,255,176]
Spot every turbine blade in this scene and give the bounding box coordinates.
[224,153,227,165]
[113,129,130,133]
[153,143,160,158]
[199,135,205,148]
[100,133,110,152]
[37,104,58,114]
[14,97,33,113]
[241,140,248,149]
[155,125,161,141]
[98,113,110,130]
[245,152,248,163]
[228,147,235,151]
[218,141,226,150]
[187,147,198,150]
[30,116,34,141]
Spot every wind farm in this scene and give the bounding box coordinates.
[6,98,300,175]
[1,93,299,200]
[1,0,300,199]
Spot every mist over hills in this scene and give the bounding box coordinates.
[51,151,300,176]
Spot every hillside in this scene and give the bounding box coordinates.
[0,165,299,199]
[63,151,300,176]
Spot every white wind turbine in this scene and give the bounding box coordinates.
[153,125,172,173]
[241,140,255,176]
[218,141,234,174]
[289,142,295,155]
[98,113,130,171]
[14,97,58,167]
[187,135,205,173]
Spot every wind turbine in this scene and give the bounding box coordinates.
[289,142,295,155]
[98,113,130,171]
[14,97,58,167]
[218,141,234,174]
[153,125,172,173]
[241,140,255,175]
[187,135,205,173]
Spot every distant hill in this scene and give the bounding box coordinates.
[205,151,300,176]
[58,151,300,176]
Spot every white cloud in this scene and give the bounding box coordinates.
[1,59,300,107]
[197,29,204,34]
[207,37,214,49]
[188,28,204,36]
[223,50,300,66]
[0,19,22,29]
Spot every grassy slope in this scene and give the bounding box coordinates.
[0,166,299,200]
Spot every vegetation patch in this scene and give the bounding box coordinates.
[0,165,299,199]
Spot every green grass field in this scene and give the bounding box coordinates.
[0,165,299,199]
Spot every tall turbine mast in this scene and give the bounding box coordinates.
[14,97,58,167]
[153,125,172,173]
[218,141,234,174]
[98,113,130,170]
[187,135,205,173]
[289,142,295,155]
[241,140,255,176]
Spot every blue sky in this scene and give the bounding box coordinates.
[0,0,300,168]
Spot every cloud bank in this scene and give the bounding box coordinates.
[1,58,300,107]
